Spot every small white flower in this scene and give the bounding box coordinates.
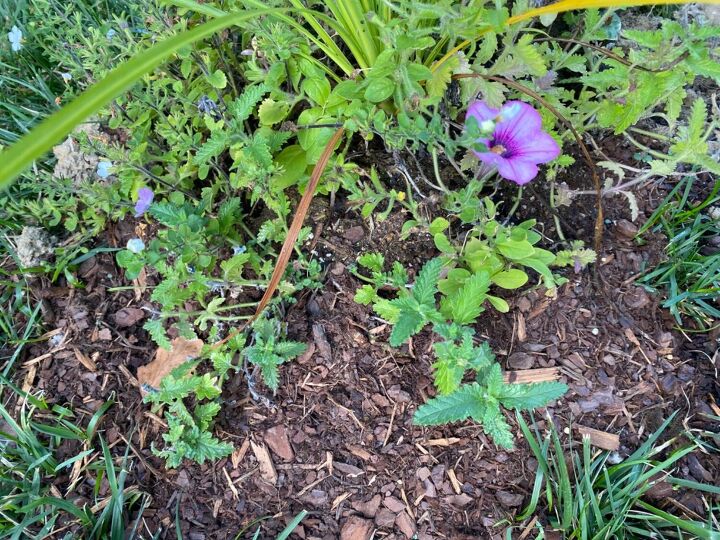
[96,161,113,179]
[232,245,247,256]
[106,29,116,40]
[126,238,145,254]
[61,72,72,82]
[8,26,23,52]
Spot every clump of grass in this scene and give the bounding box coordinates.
[638,175,720,329]
[0,386,150,539]
[512,412,720,539]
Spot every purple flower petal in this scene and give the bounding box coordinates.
[516,132,560,162]
[493,101,543,142]
[134,187,154,217]
[466,101,500,124]
[496,159,539,185]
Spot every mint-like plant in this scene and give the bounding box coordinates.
[144,354,237,467]
[355,256,567,448]
[414,363,567,449]
[242,318,306,393]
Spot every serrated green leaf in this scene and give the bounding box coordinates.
[144,319,171,350]
[427,54,459,98]
[355,285,379,305]
[481,406,515,449]
[258,98,290,125]
[514,34,547,77]
[447,271,490,325]
[230,84,268,124]
[274,341,306,359]
[433,357,465,395]
[412,258,444,306]
[358,253,385,273]
[374,299,401,322]
[390,309,425,346]
[413,383,485,426]
[496,381,568,410]
[261,362,280,391]
[194,402,221,431]
[195,373,221,400]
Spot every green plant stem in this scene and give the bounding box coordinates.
[623,132,672,160]
[549,181,567,242]
[505,186,523,221]
[430,147,450,193]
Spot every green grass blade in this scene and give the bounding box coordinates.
[276,510,307,540]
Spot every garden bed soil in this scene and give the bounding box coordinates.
[14,140,720,539]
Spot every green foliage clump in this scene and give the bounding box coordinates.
[355,256,567,448]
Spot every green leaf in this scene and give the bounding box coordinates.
[195,374,221,400]
[429,217,450,235]
[195,131,229,165]
[390,309,425,346]
[486,295,509,313]
[497,239,535,260]
[514,34,547,76]
[480,406,515,449]
[274,144,308,189]
[355,285,379,305]
[230,83,268,124]
[406,63,432,81]
[496,381,568,410]
[364,77,396,103]
[413,383,485,425]
[258,98,290,125]
[373,299,401,323]
[144,319,171,350]
[491,269,529,289]
[302,77,331,105]
[357,252,385,273]
[433,357,465,395]
[260,362,280,391]
[274,341,306,359]
[412,258,444,306]
[194,402,221,431]
[206,69,227,89]
[116,250,144,280]
[434,233,455,254]
[445,271,490,325]
[427,54,459,98]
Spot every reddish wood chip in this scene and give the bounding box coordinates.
[340,516,373,540]
[264,425,294,461]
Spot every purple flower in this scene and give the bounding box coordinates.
[466,100,560,185]
[134,187,154,217]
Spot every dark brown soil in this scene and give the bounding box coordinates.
[10,139,720,540]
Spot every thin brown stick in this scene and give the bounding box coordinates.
[453,73,604,254]
[211,128,344,349]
